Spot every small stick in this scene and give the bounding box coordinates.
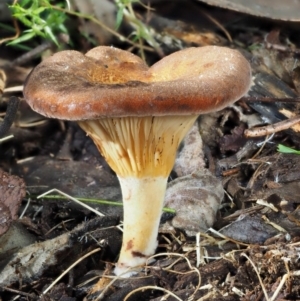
[12,41,53,66]
[222,167,240,177]
[244,115,300,137]
[242,96,300,103]
[200,9,232,42]
[3,85,23,93]
[0,134,14,143]
[42,248,101,295]
[124,286,183,301]
[2,286,35,298]
[0,96,20,138]
[241,253,270,301]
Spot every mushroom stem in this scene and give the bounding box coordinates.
[114,175,167,276]
[78,115,198,276]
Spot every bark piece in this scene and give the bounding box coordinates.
[165,169,223,235]
[0,169,26,236]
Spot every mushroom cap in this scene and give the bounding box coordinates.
[23,46,251,120]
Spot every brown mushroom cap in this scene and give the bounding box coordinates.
[23,46,251,120]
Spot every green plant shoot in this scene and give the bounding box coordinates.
[8,0,68,46]
[277,144,300,155]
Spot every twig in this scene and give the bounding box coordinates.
[0,96,20,138]
[0,134,14,143]
[19,195,31,218]
[12,40,53,66]
[42,248,101,295]
[200,10,232,42]
[208,228,250,247]
[93,268,139,301]
[252,134,274,158]
[124,286,183,301]
[241,253,270,301]
[270,274,288,301]
[2,287,35,298]
[242,96,300,103]
[244,115,300,137]
[3,85,23,93]
[196,232,201,267]
[145,252,201,300]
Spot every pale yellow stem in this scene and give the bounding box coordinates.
[114,176,167,276]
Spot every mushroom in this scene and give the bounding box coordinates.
[23,45,251,276]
